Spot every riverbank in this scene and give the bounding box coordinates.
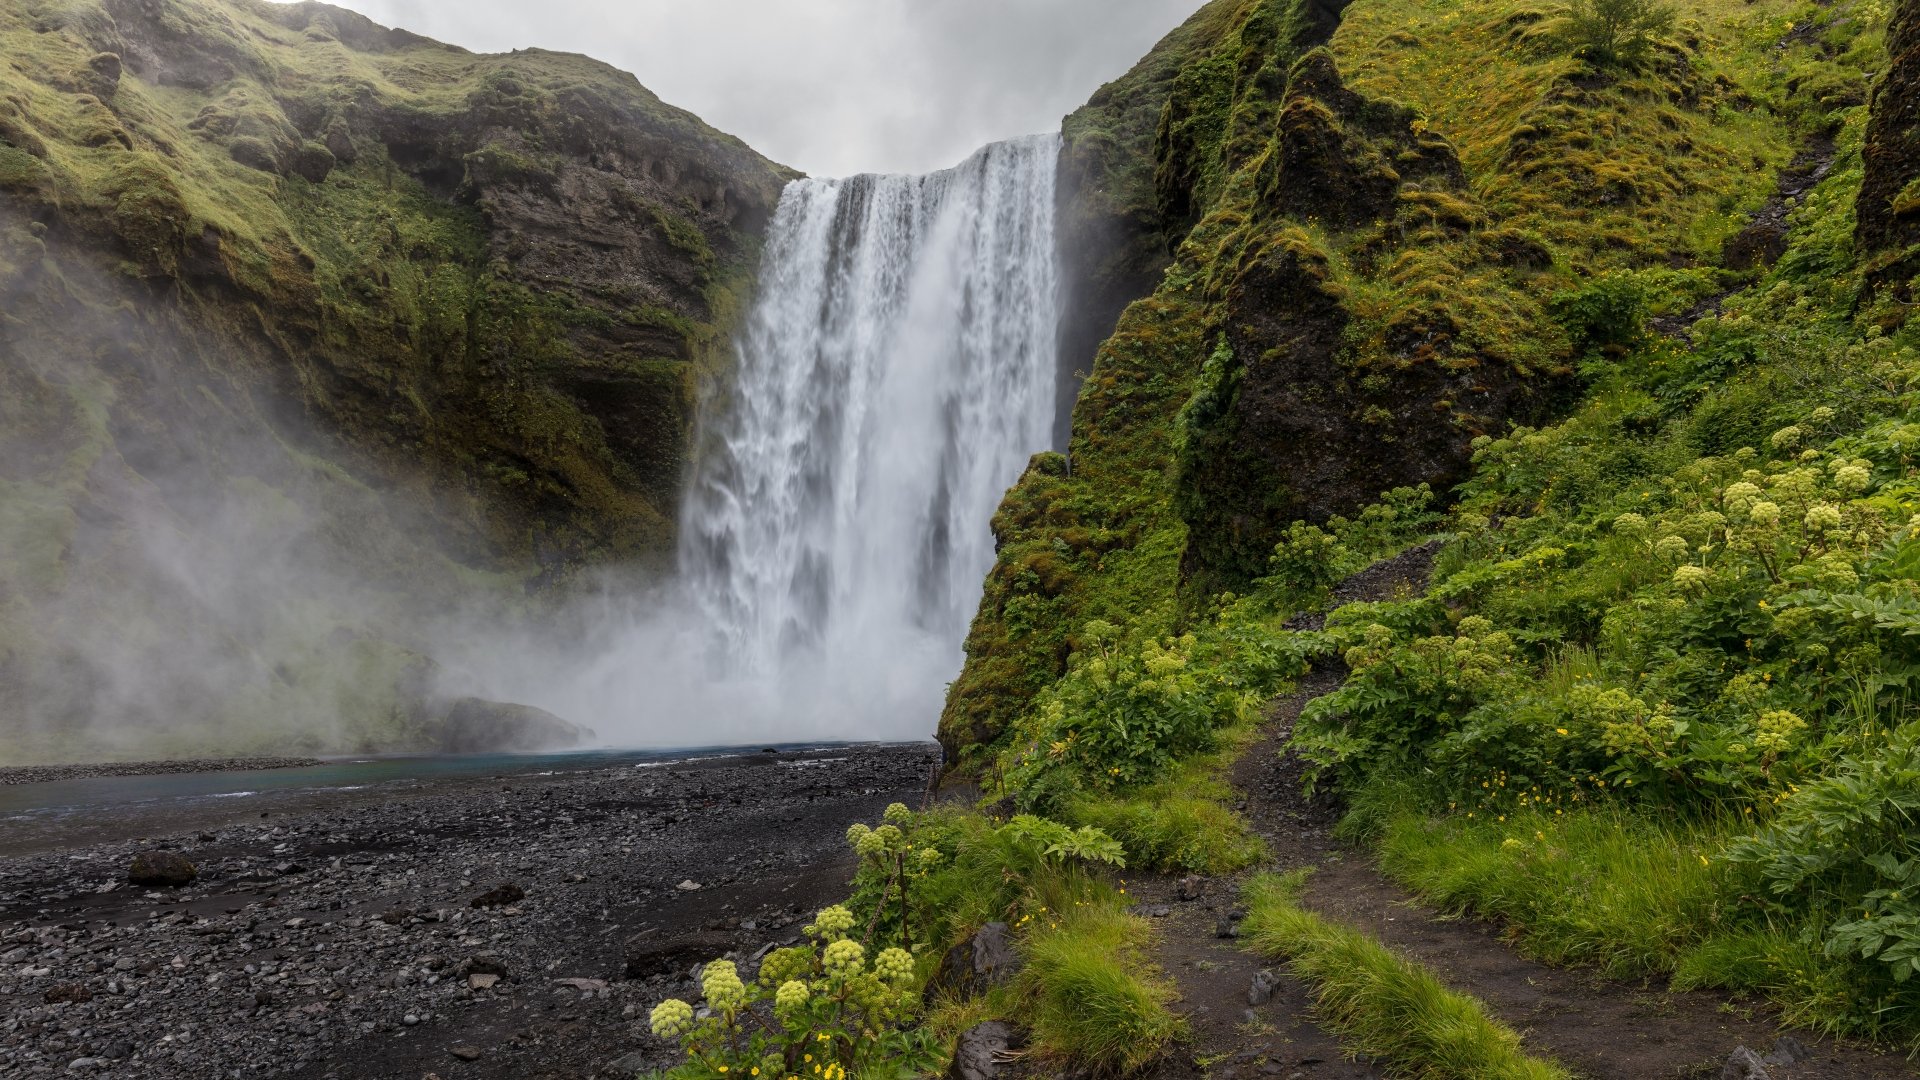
[0,759,324,786]
[0,743,936,1079]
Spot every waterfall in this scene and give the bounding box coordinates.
[676,134,1062,728]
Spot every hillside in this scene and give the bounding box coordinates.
[860,0,1920,1071]
[0,0,791,761]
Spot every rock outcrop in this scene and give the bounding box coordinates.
[1859,0,1920,300]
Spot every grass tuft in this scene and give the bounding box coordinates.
[1241,872,1574,1080]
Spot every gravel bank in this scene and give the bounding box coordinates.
[0,759,323,786]
[0,743,936,1079]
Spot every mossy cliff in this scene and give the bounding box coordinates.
[0,0,790,761]
[1859,0,1920,292]
[942,0,1826,763]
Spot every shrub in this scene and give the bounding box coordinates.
[1563,0,1676,67]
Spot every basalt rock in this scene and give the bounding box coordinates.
[1859,0,1920,302]
[1173,50,1548,597]
[924,922,1022,1004]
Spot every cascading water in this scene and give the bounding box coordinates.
[459,135,1062,745]
[677,134,1062,732]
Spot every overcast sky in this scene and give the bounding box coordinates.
[326,0,1203,177]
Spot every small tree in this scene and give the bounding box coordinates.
[1565,0,1675,67]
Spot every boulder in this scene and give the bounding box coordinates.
[948,1021,1021,1080]
[924,922,1020,1004]
[432,698,594,754]
[128,850,196,887]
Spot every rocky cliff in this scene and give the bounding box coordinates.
[1860,0,1920,296]
[0,0,790,761]
[942,0,1819,762]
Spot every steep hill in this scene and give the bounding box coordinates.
[0,0,791,761]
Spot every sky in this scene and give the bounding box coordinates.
[327,0,1205,177]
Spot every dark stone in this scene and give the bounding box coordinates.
[323,120,357,164]
[1176,875,1205,900]
[449,1046,482,1062]
[433,698,594,754]
[128,850,197,887]
[463,955,511,979]
[1215,915,1241,939]
[1761,1037,1808,1067]
[1722,1047,1772,1080]
[621,931,732,981]
[44,983,93,1004]
[924,922,1021,1003]
[469,883,525,908]
[1248,969,1278,1006]
[948,1021,1021,1080]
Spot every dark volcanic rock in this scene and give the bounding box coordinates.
[1859,0,1920,299]
[948,1021,1021,1080]
[127,850,196,886]
[924,922,1021,1004]
[433,698,594,754]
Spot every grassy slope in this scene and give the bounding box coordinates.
[941,0,1814,764]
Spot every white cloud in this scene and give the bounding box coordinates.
[322,0,1203,176]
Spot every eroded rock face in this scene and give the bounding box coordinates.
[1859,0,1920,297]
[1173,50,1542,596]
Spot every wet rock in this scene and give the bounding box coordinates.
[469,882,525,908]
[924,922,1021,1003]
[1722,1046,1772,1080]
[1248,969,1278,1006]
[128,850,196,887]
[948,1021,1020,1080]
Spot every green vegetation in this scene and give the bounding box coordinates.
[1564,0,1677,67]
[923,0,1920,1065]
[642,805,1178,1078]
[1241,872,1575,1080]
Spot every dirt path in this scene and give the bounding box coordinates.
[1142,543,1919,1080]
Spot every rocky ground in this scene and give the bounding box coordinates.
[0,743,937,1080]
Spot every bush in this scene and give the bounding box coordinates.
[1563,0,1675,67]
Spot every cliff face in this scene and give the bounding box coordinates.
[941,0,1814,763]
[1860,0,1920,295]
[0,0,791,761]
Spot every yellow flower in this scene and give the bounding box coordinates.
[1556,728,1569,736]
